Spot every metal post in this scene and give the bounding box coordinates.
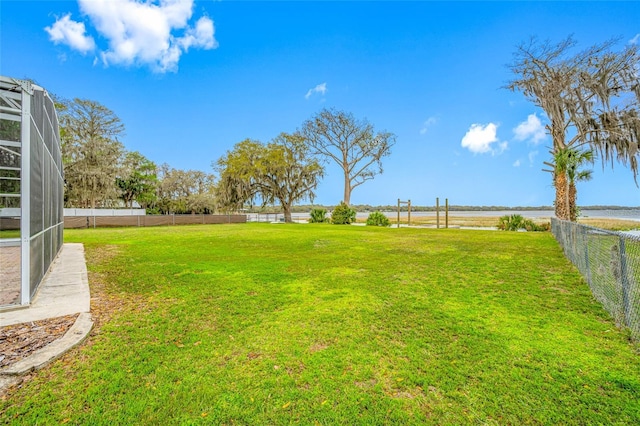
[20,85,31,305]
[408,200,411,226]
[584,226,591,286]
[619,236,632,328]
[436,198,440,229]
[397,198,400,228]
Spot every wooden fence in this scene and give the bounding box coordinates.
[63,214,247,229]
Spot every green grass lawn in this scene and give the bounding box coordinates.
[2,224,639,424]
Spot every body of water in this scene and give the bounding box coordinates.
[369,210,640,222]
[249,209,640,222]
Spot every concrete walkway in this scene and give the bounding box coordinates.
[0,243,93,392]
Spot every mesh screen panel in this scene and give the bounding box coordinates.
[0,117,21,142]
[31,91,44,138]
[44,155,51,229]
[29,234,43,296]
[43,113,53,155]
[44,96,55,154]
[30,121,43,236]
[44,228,52,272]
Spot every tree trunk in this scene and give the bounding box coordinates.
[554,172,569,220]
[283,204,293,223]
[343,170,351,206]
[569,182,577,222]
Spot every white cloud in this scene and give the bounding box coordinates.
[305,83,327,100]
[45,14,95,53]
[528,150,538,166]
[420,116,438,135]
[513,113,546,144]
[46,0,217,73]
[630,34,640,45]
[179,16,216,50]
[461,122,504,154]
[513,159,521,167]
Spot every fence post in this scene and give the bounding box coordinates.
[436,198,440,229]
[584,226,591,286]
[445,198,449,229]
[619,236,632,328]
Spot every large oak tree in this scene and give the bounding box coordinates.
[215,133,324,222]
[59,98,124,208]
[507,37,639,220]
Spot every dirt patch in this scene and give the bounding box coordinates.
[0,314,79,368]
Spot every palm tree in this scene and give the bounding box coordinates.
[554,148,594,221]
[508,37,639,221]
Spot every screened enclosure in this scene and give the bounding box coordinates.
[0,76,64,307]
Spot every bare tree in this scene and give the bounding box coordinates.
[59,99,124,208]
[507,36,640,220]
[300,108,396,205]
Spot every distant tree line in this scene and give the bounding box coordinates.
[58,98,216,214]
[56,98,394,220]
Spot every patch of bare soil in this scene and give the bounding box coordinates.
[0,314,79,368]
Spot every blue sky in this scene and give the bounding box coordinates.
[2,1,639,207]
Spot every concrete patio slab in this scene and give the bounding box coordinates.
[0,243,91,326]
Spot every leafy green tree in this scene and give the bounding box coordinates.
[59,98,124,208]
[116,151,158,209]
[215,134,324,223]
[507,37,639,221]
[300,108,396,205]
[156,164,216,214]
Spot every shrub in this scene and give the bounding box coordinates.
[331,202,356,225]
[309,208,329,223]
[366,211,391,227]
[497,214,525,231]
[497,214,549,232]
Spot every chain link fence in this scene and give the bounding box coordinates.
[551,218,640,342]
